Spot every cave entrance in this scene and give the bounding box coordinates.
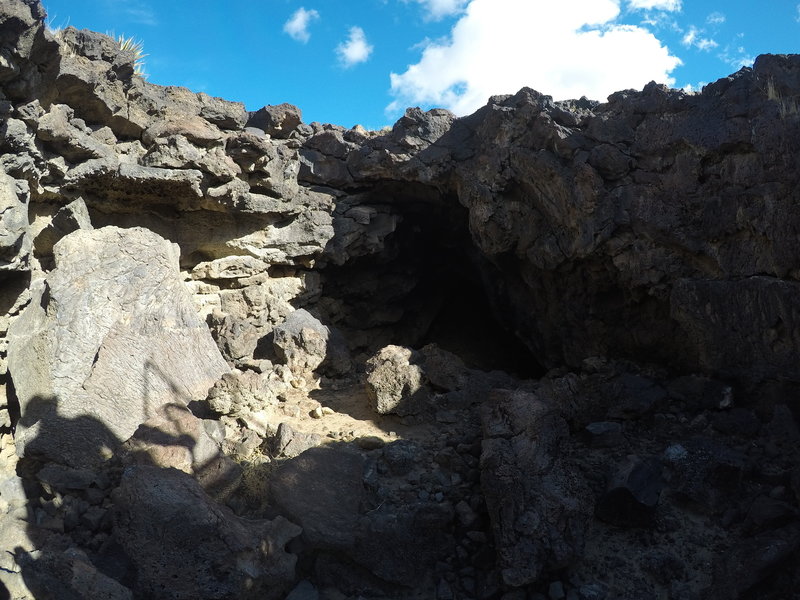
[318,182,543,378]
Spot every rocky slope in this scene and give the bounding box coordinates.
[1,1,800,598]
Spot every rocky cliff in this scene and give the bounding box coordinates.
[1,1,800,599]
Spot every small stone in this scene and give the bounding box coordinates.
[310,406,323,419]
[80,506,107,531]
[435,492,444,502]
[596,456,662,527]
[663,444,689,461]
[584,421,624,448]
[437,579,454,600]
[461,577,476,594]
[436,410,459,424]
[356,436,385,450]
[719,387,734,409]
[286,580,319,600]
[321,406,335,416]
[549,581,566,600]
[578,583,608,600]
[419,490,430,501]
[455,500,477,527]
[770,486,786,499]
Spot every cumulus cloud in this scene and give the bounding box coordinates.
[682,26,717,51]
[406,0,469,20]
[719,41,755,70]
[283,7,319,43]
[627,0,682,11]
[388,0,681,116]
[337,26,373,67]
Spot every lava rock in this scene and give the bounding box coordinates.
[595,455,663,527]
[113,465,300,600]
[480,390,592,586]
[364,345,430,416]
[8,227,230,468]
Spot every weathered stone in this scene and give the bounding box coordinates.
[273,308,351,378]
[205,369,280,415]
[268,446,364,548]
[583,421,624,448]
[662,437,748,513]
[13,546,134,600]
[113,465,300,600]
[36,464,102,492]
[364,345,429,416]
[191,255,269,281]
[120,403,242,501]
[710,523,800,600]
[286,580,319,600]
[480,390,592,587]
[272,422,322,458]
[247,103,303,139]
[7,226,229,467]
[595,455,663,527]
[0,168,30,272]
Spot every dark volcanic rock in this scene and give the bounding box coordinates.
[480,390,592,586]
[595,455,663,527]
[113,465,300,600]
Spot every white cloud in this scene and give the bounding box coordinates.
[682,25,717,51]
[388,0,681,116]
[682,81,708,93]
[796,4,800,22]
[719,43,754,69]
[337,26,373,67]
[283,7,319,43]
[695,38,718,51]
[627,0,682,11]
[706,11,725,25]
[406,0,469,20]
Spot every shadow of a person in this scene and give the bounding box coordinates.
[11,394,135,598]
[16,395,123,469]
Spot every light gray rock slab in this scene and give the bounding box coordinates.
[7,226,229,467]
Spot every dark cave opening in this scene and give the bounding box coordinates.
[318,183,544,379]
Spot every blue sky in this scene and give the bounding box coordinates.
[41,0,800,130]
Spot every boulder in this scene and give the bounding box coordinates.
[268,446,363,548]
[7,226,229,467]
[595,455,663,527]
[113,465,300,600]
[120,403,242,501]
[0,168,30,272]
[247,103,303,139]
[480,390,592,587]
[273,308,351,378]
[205,369,281,416]
[271,422,322,459]
[364,345,429,416]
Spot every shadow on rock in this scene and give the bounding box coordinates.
[8,393,301,600]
